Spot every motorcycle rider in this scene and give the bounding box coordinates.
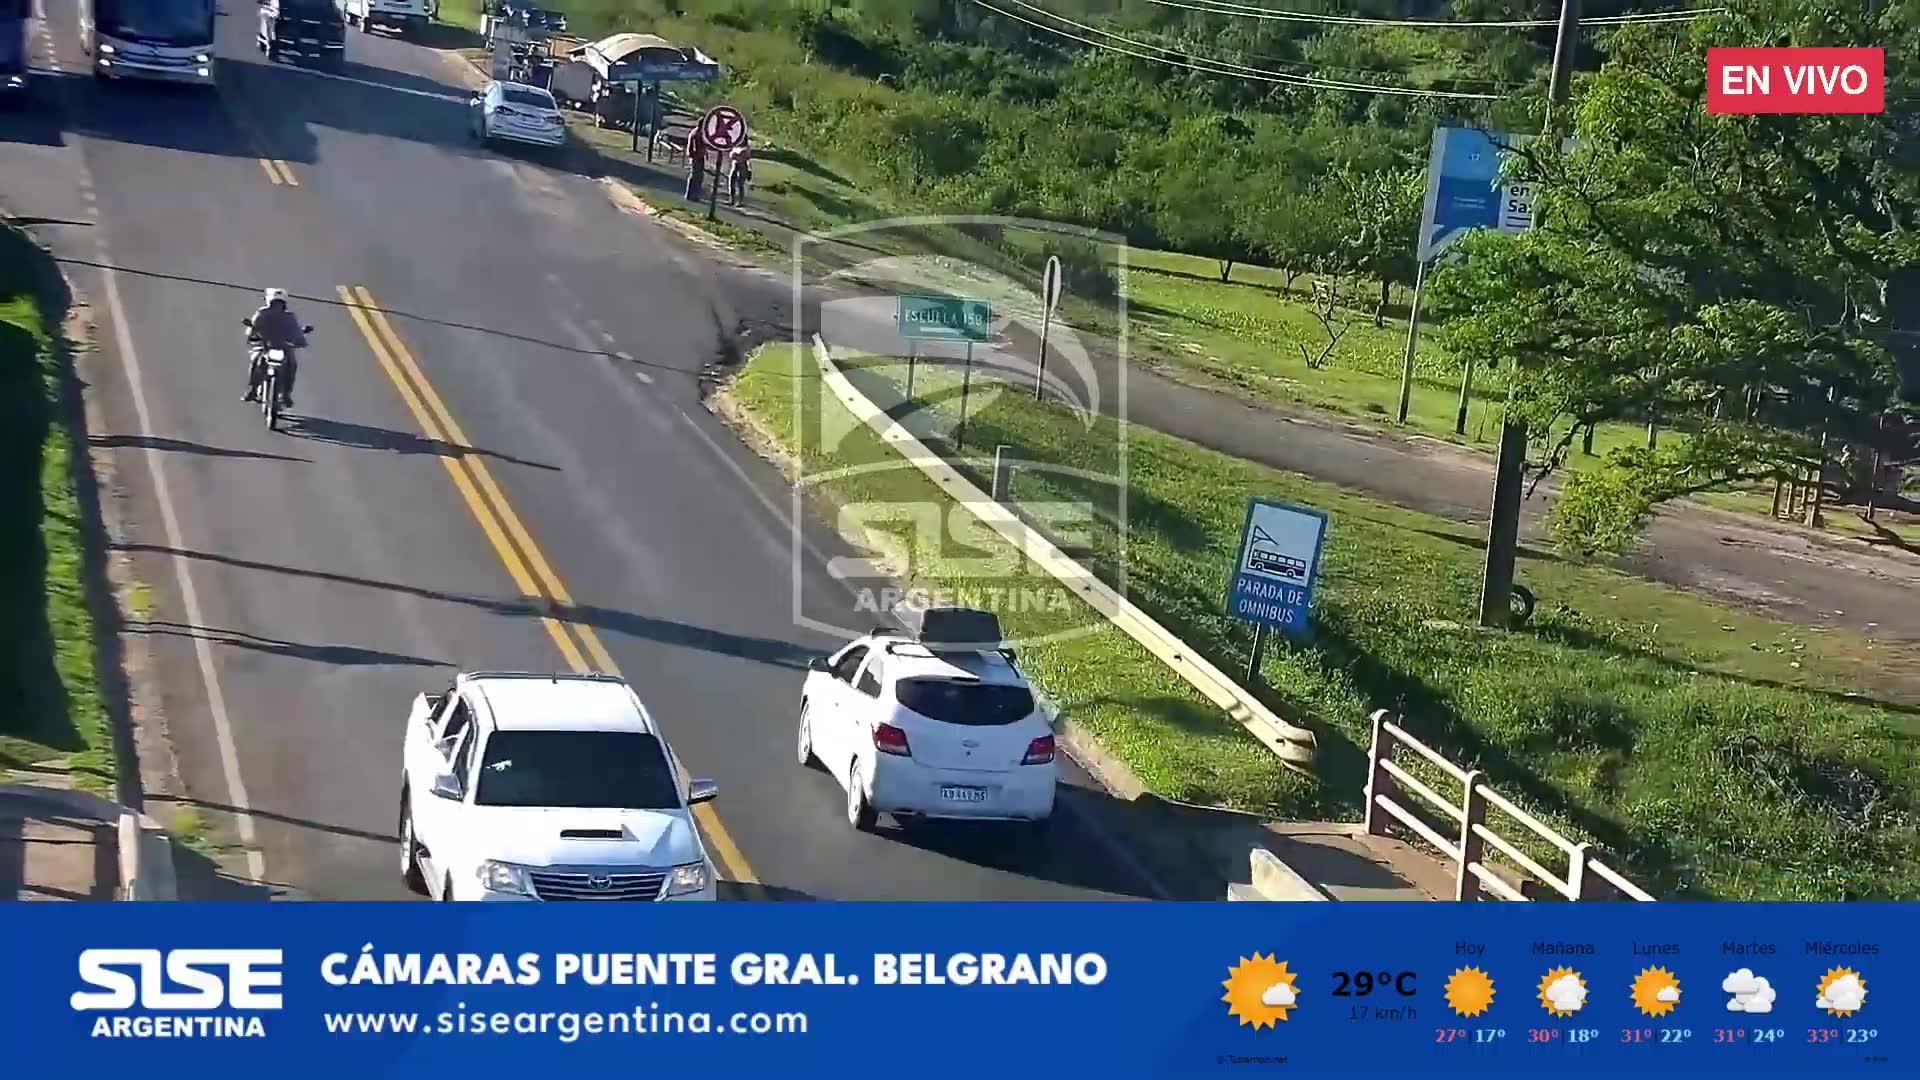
[245,288,307,407]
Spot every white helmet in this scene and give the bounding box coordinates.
[264,288,288,305]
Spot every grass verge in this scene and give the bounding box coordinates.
[0,225,112,792]
[728,342,1920,900]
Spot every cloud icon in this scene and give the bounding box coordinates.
[1656,985,1681,1003]
[1545,974,1587,1013]
[1818,973,1865,1013]
[1261,982,1296,1008]
[1723,970,1774,1013]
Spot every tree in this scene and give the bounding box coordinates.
[1153,153,1257,282]
[1427,0,1919,554]
[1331,162,1424,327]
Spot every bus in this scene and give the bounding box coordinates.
[1,0,27,97]
[80,0,217,85]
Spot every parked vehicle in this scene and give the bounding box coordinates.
[469,79,564,152]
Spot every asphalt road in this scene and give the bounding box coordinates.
[3,4,1167,900]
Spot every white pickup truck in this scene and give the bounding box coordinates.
[398,671,721,901]
[342,0,428,38]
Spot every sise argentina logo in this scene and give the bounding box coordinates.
[72,949,283,1039]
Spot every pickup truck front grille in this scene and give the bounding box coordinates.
[529,869,667,901]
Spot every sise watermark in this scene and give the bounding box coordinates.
[789,216,1130,648]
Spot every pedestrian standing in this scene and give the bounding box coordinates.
[685,126,707,201]
[727,141,752,207]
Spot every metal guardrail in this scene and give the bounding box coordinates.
[1363,709,1655,902]
[811,337,1319,772]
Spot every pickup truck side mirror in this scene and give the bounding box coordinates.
[240,317,253,328]
[469,94,482,105]
[430,772,465,801]
[808,656,832,673]
[301,324,314,333]
[687,778,718,805]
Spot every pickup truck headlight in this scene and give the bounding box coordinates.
[665,861,708,896]
[476,860,533,896]
[194,54,211,64]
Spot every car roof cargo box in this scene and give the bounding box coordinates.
[898,605,1004,651]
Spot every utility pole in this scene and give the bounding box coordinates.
[1478,0,1578,628]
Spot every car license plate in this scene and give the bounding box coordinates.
[940,786,988,803]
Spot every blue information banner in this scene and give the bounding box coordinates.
[1418,126,1535,262]
[1226,497,1327,636]
[7,903,1904,1076]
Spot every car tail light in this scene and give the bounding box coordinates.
[872,723,911,757]
[1022,735,1055,765]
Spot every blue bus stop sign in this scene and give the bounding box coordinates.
[1225,498,1328,637]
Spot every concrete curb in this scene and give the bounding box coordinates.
[0,784,177,901]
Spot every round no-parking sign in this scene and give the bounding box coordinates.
[701,105,747,150]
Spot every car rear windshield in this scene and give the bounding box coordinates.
[473,731,680,809]
[502,86,555,109]
[895,679,1035,727]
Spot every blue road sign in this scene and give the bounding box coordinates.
[1417,126,1535,262]
[1225,498,1328,637]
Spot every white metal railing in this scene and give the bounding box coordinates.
[1363,709,1655,902]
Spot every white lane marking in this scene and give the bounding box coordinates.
[96,240,269,884]
[278,65,469,103]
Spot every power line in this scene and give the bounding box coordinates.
[1144,0,1724,29]
[972,0,1506,99]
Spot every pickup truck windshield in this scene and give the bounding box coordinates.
[473,731,681,809]
[96,0,214,44]
[280,0,343,17]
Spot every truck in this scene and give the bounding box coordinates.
[257,0,346,69]
[80,0,217,86]
[1,0,26,98]
[343,0,430,39]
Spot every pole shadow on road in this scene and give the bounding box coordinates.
[278,413,560,473]
[128,618,448,669]
[50,256,695,381]
[88,432,312,464]
[112,542,823,675]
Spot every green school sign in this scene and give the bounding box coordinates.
[897,294,992,343]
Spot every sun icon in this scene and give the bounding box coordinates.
[1445,966,1496,1018]
[1538,967,1587,1016]
[1631,967,1682,1017]
[1222,954,1300,1030]
[1816,968,1866,1017]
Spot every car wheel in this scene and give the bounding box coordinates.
[796,702,814,767]
[845,761,877,832]
[398,790,428,896]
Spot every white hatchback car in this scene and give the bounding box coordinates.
[468,80,565,150]
[398,671,719,901]
[797,612,1057,834]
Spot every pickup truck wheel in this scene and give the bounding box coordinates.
[796,702,814,767]
[398,790,428,895]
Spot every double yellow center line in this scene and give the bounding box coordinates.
[258,158,300,187]
[336,285,761,894]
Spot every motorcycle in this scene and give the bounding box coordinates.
[241,317,313,432]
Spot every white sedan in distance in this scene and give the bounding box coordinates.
[468,80,565,150]
[797,607,1057,835]
[398,671,720,901]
